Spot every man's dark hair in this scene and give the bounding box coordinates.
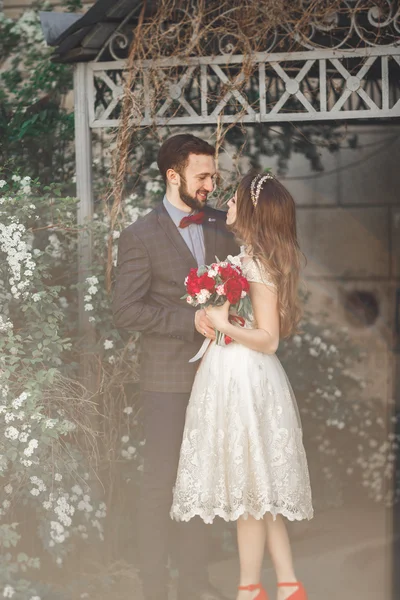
[157,134,215,184]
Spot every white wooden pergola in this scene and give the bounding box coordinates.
[40,0,400,337]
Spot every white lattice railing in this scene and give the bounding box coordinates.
[87,46,400,128]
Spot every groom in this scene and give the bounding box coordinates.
[113,134,238,600]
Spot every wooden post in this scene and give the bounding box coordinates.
[73,62,96,390]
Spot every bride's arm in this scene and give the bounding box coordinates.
[206,282,280,355]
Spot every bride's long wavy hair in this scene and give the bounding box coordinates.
[230,171,303,338]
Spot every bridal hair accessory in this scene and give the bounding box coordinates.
[250,173,274,208]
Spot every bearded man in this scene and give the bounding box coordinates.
[113,134,238,600]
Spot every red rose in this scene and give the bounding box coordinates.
[240,276,250,293]
[198,273,216,292]
[218,264,236,281]
[186,268,201,295]
[224,278,242,304]
[225,335,233,345]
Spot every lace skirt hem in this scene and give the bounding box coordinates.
[170,503,314,525]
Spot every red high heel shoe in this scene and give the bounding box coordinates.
[277,582,307,600]
[238,583,268,599]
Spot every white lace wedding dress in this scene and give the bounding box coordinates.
[170,249,313,524]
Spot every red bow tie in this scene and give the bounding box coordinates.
[179,211,205,229]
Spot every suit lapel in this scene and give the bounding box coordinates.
[203,207,218,265]
[157,204,198,269]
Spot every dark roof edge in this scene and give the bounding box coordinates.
[39,12,83,46]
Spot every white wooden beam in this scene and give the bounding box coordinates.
[74,63,95,388]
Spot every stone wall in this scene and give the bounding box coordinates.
[285,125,400,404]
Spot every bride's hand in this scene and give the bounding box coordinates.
[205,300,230,333]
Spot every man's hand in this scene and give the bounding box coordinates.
[195,309,216,340]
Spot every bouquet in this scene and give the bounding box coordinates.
[183,256,252,346]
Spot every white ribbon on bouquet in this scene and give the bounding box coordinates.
[189,338,211,363]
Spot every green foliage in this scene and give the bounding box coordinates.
[0,7,75,185]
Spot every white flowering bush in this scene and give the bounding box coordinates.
[278,311,399,509]
[0,175,104,598]
[0,170,156,597]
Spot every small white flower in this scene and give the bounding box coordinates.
[4,484,12,494]
[86,276,98,285]
[55,473,62,482]
[293,335,302,347]
[112,230,120,240]
[84,303,93,312]
[30,488,40,496]
[128,446,136,455]
[196,289,211,304]
[11,175,21,182]
[103,339,114,350]
[88,316,95,323]
[186,296,194,305]
[5,426,19,440]
[32,293,41,302]
[123,406,133,415]
[3,500,10,509]
[3,585,15,598]
[84,295,91,302]
[30,596,41,600]
[0,180,6,188]
[88,286,98,295]
[121,435,129,443]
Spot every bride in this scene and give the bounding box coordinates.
[170,171,313,600]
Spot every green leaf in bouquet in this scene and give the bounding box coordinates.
[197,265,208,276]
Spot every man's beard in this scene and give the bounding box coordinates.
[178,178,207,211]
